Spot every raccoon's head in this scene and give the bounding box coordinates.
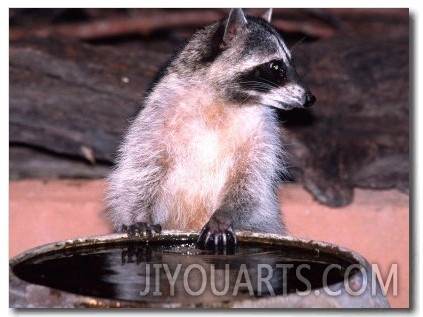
[177,8,316,110]
[222,9,316,110]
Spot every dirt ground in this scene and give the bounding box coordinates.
[9,179,409,308]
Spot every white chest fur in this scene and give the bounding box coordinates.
[153,94,272,230]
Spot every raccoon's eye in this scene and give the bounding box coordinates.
[269,61,286,78]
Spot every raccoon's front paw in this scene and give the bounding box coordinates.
[121,222,162,238]
[197,216,237,250]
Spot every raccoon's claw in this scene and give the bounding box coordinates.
[121,222,162,238]
[196,223,237,251]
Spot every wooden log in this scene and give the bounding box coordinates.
[283,35,409,206]
[9,146,110,180]
[10,8,409,42]
[10,38,173,163]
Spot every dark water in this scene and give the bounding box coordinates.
[13,240,360,304]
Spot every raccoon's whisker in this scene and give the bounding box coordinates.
[237,81,277,91]
[243,83,274,90]
[238,80,279,92]
[255,78,279,89]
[230,84,269,92]
[242,86,273,92]
[240,93,253,105]
[290,36,306,53]
[238,80,276,89]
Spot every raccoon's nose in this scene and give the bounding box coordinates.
[304,92,316,108]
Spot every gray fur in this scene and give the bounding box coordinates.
[105,9,314,234]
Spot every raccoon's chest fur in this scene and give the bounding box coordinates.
[152,95,276,230]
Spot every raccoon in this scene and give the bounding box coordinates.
[105,8,315,248]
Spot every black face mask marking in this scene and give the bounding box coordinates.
[237,59,288,92]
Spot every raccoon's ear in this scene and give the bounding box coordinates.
[221,8,247,49]
[262,8,272,23]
